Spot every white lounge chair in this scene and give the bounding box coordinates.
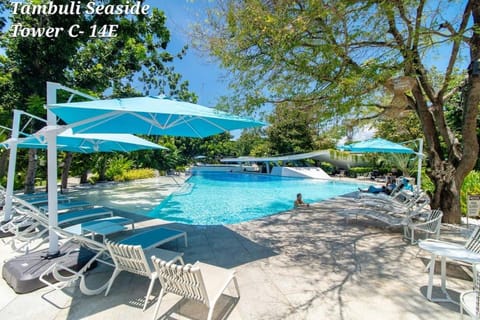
[460,264,480,319]
[105,240,184,311]
[40,225,186,298]
[150,256,240,320]
[7,205,115,253]
[403,209,443,244]
[358,190,430,213]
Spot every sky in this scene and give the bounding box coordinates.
[146,0,230,107]
[0,1,228,107]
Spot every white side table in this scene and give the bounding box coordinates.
[419,239,480,303]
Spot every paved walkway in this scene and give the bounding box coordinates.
[0,194,474,320]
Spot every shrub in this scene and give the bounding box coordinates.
[88,173,99,185]
[420,169,434,195]
[120,168,156,181]
[461,170,480,216]
[319,162,335,174]
[348,167,373,177]
[105,155,133,181]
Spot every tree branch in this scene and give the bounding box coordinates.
[438,1,473,98]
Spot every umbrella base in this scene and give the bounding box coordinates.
[2,242,97,294]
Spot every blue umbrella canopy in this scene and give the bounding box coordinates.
[1,128,167,153]
[48,96,265,137]
[339,138,415,154]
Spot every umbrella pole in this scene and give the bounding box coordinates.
[416,138,423,191]
[3,110,21,222]
[46,83,59,256]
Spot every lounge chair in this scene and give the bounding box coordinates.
[38,200,93,213]
[403,209,443,244]
[150,256,240,320]
[17,194,72,206]
[39,225,187,299]
[64,216,135,243]
[14,192,70,202]
[342,193,430,228]
[105,240,184,311]
[118,227,188,249]
[460,264,480,319]
[357,190,430,213]
[7,206,115,253]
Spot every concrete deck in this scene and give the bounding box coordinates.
[0,194,475,320]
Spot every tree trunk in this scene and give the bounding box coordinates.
[61,152,73,193]
[24,149,37,194]
[96,155,107,181]
[427,161,462,224]
[80,171,88,184]
[0,151,8,179]
[408,1,480,224]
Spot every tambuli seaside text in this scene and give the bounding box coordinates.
[11,1,150,16]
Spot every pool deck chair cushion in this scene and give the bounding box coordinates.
[119,227,187,250]
[57,207,113,225]
[150,257,240,320]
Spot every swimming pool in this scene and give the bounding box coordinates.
[70,173,366,225]
[150,172,363,225]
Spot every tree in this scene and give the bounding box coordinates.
[266,102,316,155]
[0,1,196,191]
[236,128,266,156]
[196,0,480,223]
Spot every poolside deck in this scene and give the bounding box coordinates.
[0,193,473,319]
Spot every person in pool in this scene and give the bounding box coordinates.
[294,193,310,208]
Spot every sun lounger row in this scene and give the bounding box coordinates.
[37,224,203,315]
[2,191,239,320]
[38,224,237,320]
[341,188,443,245]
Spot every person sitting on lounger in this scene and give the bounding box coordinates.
[401,178,414,192]
[294,193,310,208]
[359,180,398,195]
[358,185,387,194]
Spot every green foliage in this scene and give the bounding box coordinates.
[461,171,480,215]
[319,162,335,175]
[88,173,99,185]
[105,155,133,181]
[266,103,316,155]
[349,167,373,177]
[375,112,423,143]
[0,175,23,190]
[444,87,480,170]
[0,1,198,190]
[236,128,266,156]
[420,169,435,196]
[378,153,416,178]
[119,168,156,182]
[197,0,480,223]
[249,142,271,157]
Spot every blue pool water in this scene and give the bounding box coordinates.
[149,172,363,225]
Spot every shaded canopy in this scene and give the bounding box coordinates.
[1,128,167,153]
[338,138,415,154]
[48,96,265,137]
